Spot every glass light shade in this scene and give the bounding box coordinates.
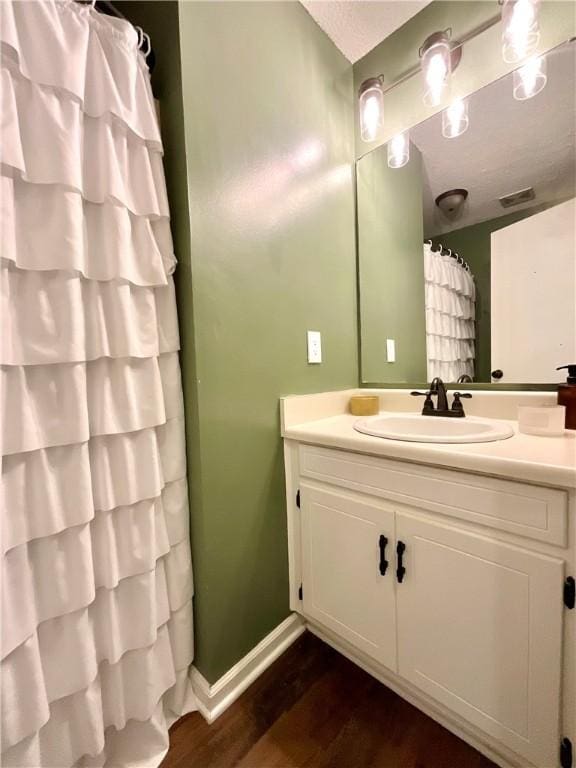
[421,38,451,106]
[387,131,410,169]
[359,78,384,143]
[513,55,547,100]
[502,0,540,64]
[442,98,469,138]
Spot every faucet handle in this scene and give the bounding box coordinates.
[411,391,435,413]
[451,391,472,414]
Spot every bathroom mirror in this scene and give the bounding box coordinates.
[357,40,576,387]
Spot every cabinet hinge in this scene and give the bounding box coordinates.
[298,584,303,601]
[296,490,301,509]
[564,577,575,609]
[561,738,573,768]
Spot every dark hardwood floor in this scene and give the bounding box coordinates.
[162,632,496,768]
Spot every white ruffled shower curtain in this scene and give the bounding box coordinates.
[1,1,196,765]
[424,242,476,382]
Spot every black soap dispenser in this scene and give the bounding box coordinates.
[557,365,576,430]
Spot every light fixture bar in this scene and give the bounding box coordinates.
[366,13,501,102]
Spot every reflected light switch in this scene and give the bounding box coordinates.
[307,331,322,364]
[386,339,396,363]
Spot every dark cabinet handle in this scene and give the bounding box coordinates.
[396,541,406,583]
[491,369,503,380]
[378,535,388,575]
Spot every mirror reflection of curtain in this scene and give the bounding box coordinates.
[424,243,476,382]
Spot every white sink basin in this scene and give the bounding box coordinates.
[354,413,515,444]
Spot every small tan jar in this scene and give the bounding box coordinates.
[349,395,379,416]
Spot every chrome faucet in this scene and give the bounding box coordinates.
[411,377,472,418]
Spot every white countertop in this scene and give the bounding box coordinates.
[283,412,576,489]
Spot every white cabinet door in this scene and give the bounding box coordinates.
[300,483,397,670]
[395,511,564,767]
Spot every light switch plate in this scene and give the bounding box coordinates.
[386,338,396,363]
[307,331,322,364]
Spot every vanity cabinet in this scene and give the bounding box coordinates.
[395,511,563,767]
[289,443,572,768]
[301,484,397,669]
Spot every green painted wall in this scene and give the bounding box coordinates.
[434,201,572,382]
[177,1,358,682]
[357,143,426,384]
[353,1,576,158]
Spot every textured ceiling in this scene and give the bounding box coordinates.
[300,0,432,63]
[410,42,576,237]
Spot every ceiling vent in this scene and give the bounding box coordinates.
[499,187,536,208]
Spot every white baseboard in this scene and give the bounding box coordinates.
[189,613,306,723]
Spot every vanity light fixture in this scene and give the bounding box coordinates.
[387,131,410,169]
[513,55,547,99]
[442,97,469,138]
[501,0,540,63]
[419,31,461,107]
[358,15,502,143]
[359,76,385,143]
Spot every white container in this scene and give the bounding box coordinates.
[518,405,566,436]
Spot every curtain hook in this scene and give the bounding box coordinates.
[142,32,151,57]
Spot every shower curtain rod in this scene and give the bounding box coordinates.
[425,239,471,273]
